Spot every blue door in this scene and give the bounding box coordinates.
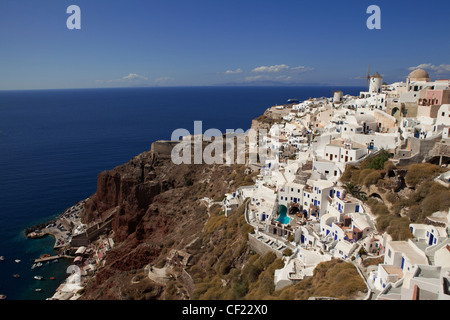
[429,233,434,246]
[314,200,317,206]
[401,257,405,270]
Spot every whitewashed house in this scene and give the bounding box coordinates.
[374,240,429,290]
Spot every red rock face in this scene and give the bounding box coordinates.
[80,147,240,299]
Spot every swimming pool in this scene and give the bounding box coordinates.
[277,205,291,224]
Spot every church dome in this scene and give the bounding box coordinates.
[408,68,431,81]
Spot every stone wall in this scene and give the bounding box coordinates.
[395,135,443,166]
[70,219,112,248]
[150,140,181,159]
[248,234,283,258]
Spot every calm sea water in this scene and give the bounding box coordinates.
[0,86,364,300]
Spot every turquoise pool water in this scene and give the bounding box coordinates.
[277,206,291,224]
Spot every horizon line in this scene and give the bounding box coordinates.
[0,84,367,92]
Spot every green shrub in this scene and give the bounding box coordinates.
[283,248,293,256]
[361,149,390,170]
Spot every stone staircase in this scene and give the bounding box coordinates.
[425,237,450,265]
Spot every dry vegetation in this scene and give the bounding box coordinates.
[187,200,284,300]
[341,151,449,241]
[272,259,367,300]
[186,199,366,300]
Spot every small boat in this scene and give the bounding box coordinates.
[12,274,20,278]
[0,256,5,261]
[0,295,6,299]
[34,276,43,280]
[36,262,43,267]
[35,289,42,292]
[31,264,37,270]
[50,277,55,280]
[15,259,21,263]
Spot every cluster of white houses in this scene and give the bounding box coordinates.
[222,68,450,300]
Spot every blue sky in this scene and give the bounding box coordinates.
[0,0,449,90]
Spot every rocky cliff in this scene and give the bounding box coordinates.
[79,141,247,299]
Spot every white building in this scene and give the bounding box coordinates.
[323,140,368,163]
[373,240,429,290]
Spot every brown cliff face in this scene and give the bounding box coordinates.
[80,146,244,300]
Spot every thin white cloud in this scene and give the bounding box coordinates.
[106,73,149,83]
[224,68,243,74]
[252,64,290,73]
[290,66,315,73]
[408,63,450,74]
[251,64,314,75]
[275,75,292,81]
[155,76,174,83]
[123,73,148,81]
[244,75,265,82]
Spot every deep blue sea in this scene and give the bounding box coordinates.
[0,86,364,300]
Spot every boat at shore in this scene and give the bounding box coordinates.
[0,294,6,299]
